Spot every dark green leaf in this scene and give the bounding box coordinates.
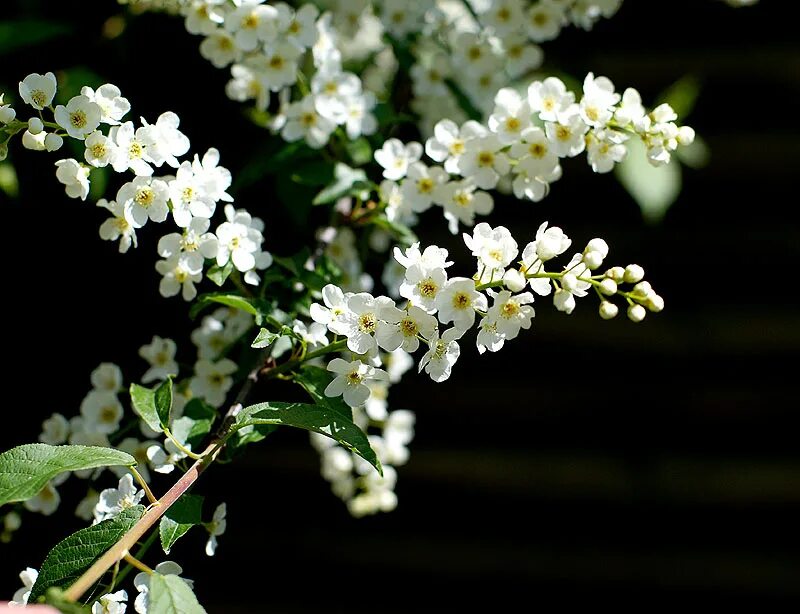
[44,587,92,613]
[290,160,335,186]
[182,399,217,449]
[29,506,145,601]
[312,163,370,205]
[295,366,353,420]
[227,423,277,454]
[148,573,207,614]
[251,328,280,348]
[371,215,419,246]
[0,20,72,55]
[0,444,135,507]
[154,376,174,429]
[233,402,381,474]
[189,292,264,325]
[159,494,204,555]
[129,383,162,433]
[206,262,234,287]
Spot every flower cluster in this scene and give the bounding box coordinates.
[375,73,695,233]
[1,73,272,300]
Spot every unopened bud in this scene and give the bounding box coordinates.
[27,117,43,135]
[632,281,653,299]
[583,250,604,270]
[677,125,695,146]
[561,272,578,293]
[624,264,645,284]
[606,266,625,282]
[44,133,63,152]
[646,294,664,312]
[599,301,618,320]
[585,238,609,258]
[21,129,45,151]
[627,304,646,322]
[599,278,617,295]
[0,106,16,124]
[503,268,526,292]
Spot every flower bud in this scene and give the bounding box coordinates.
[623,264,644,283]
[627,304,646,322]
[21,129,46,151]
[632,281,653,299]
[28,117,44,135]
[646,294,664,312]
[606,266,625,282]
[585,238,609,258]
[503,268,526,293]
[677,125,695,146]
[599,301,618,320]
[553,289,576,314]
[583,250,604,270]
[561,272,578,293]
[599,278,617,295]
[0,106,15,124]
[44,133,63,152]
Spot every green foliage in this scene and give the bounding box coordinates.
[0,444,135,507]
[148,573,207,614]
[206,261,234,287]
[295,365,353,419]
[313,162,372,205]
[658,74,700,120]
[615,137,682,224]
[233,401,381,474]
[0,20,72,55]
[160,494,204,555]
[29,506,145,601]
[251,328,281,348]
[344,137,374,166]
[190,292,270,325]
[130,383,163,434]
[182,399,218,449]
[371,215,419,247]
[45,588,92,613]
[0,162,19,198]
[155,376,174,430]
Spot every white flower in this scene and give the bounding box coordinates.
[381,0,421,37]
[81,83,131,125]
[80,390,124,434]
[418,327,463,383]
[24,481,62,515]
[84,130,114,167]
[98,198,140,253]
[545,109,589,158]
[91,362,123,393]
[528,76,574,122]
[481,0,525,35]
[394,244,451,313]
[509,126,560,176]
[18,71,57,110]
[310,283,353,330]
[325,358,389,407]
[138,112,190,169]
[205,502,227,556]
[484,290,535,346]
[190,358,237,407]
[400,162,448,213]
[425,119,487,174]
[225,1,279,51]
[168,162,214,225]
[215,206,265,272]
[226,63,270,111]
[147,436,190,475]
[155,253,203,301]
[435,277,487,331]
[54,95,102,140]
[292,320,329,349]
[338,292,395,354]
[55,158,90,200]
[109,121,154,176]
[343,91,377,140]
[463,222,519,274]
[0,93,16,124]
[40,413,70,444]
[22,129,46,151]
[433,179,494,234]
[311,66,362,123]
[586,129,627,173]
[93,474,143,523]
[282,3,319,49]
[374,138,423,181]
[44,132,63,152]
[614,87,645,127]
[139,336,179,383]
[253,42,302,91]
[376,305,438,353]
[200,30,242,68]
[488,88,532,144]
[456,134,509,189]
[117,176,170,226]
[183,0,226,35]
[502,33,544,78]
[158,217,218,270]
[281,95,336,149]
[525,2,565,41]
[134,562,192,614]
[10,567,38,606]
[192,147,233,203]
[92,589,128,614]
[580,72,620,128]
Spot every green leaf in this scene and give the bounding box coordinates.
[148,573,207,614]
[129,383,162,433]
[206,261,234,287]
[345,137,373,166]
[159,494,204,555]
[312,163,371,205]
[290,160,335,186]
[0,20,72,55]
[0,162,19,198]
[658,74,701,121]
[371,215,418,247]
[182,399,217,449]
[615,137,682,224]
[155,376,174,429]
[295,365,353,420]
[251,328,280,348]
[675,134,710,169]
[0,444,135,507]
[29,506,145,601]
[227,424,277,454]
[233,402,381,474]
[44,587,92,613]
[189,292,263,325]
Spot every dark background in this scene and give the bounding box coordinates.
[2,0,800,610]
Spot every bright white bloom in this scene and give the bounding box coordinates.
[528,76,574,122]
[168,162,215,225]
[147,436,190,475]
[192,147,233,203]
[44,132,63,152]
[109,121,154,176]
[205,502,227,556]
[433,179,494,234]
[586,129,628,173]
[418,327,463,383]
[80,390,124,434]
[253,42,302,91]
[98,198,140,253]
[464,223,519,274]
[22,129,46,151]
[138,112,190,169]
[292,320,329,349]
[394,244,452,313]
[84,130,114,167]
[183,0,226,35]
[580,72,620,127]
[225,1,279,51]
[55,158,90,200]
[134,562,192,614]
[310,283,352,330]
[18,71,57,110]
[81,83,131,125]
[553,254,592,314]
[503,33,544,78]
[325,358,389,407]
[343,91,377,140]
[0,93,16,124]
[54,95,102,139]
[200,30,242,68]
[374,138,423,180]
[338,292,395,354]
[488,88,533,144]
[91,362,123,393]
[92,590,128,614]
[40,413,70,445]
[215,205,266,273]
[312,65,362,122]
[509,126,560,177]
[545,110,589,157]
[117,176,170,226]
[525,2,565,41]
[425,119,486,174]
[139,336,179,383]
[401,162,448,213]
[10,567,38,606]
[155,253,203,301]
[376,305,438,353]
[281,95,336,148]
[226,63,270,111]
[614,87,646,127]
[283,3,319,49]
[457,134,509,190]
[435,277,487,331]
[158,217,219,270]
[93,474,144,523]
[481,290,535,352]
[190,358,237,407]
[28,117,43,135]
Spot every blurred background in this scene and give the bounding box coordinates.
[2,0,800,609]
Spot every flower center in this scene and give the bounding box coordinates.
[400,318,418,337]
[454,191,471,207]
[70,110,87,129]
[505,117,521,132]
[30,90,47,107]
[449,141,465,155]
[417,178,434,194]
[358,312,376,333]
[182,186,195,203]
[269,55,285,70]
[242,12,259,29]
[452,292,470,310]
[129,141,143,159]
[532,12,548,27]
[529,143,546,158]
[346,370,362,385]
[478,151,494,167]
[135,187,154,207]
[556,125,571,141]
[418,278,438,298]
[501,301,520,318]
[91,143,107,158]
[301,112,316,127]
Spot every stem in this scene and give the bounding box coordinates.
[129,466,158,505]
[262,338,347,380]
[122,553,153,575]
[163,427,203,460]
[113,530,158,589]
